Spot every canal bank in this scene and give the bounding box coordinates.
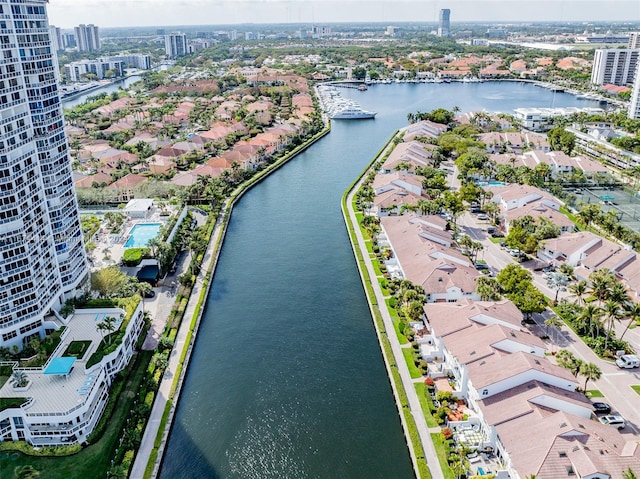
[158,82,601,479]
[341,130,446,479]
[130,123,331,479]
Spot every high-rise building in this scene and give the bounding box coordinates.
[49,25,63,52]
[0,0,89,349]
[61,32,76,49]
[165,32,188,58]
[591,49,639,86]
[629,62,640,119]
[438,9,451,37]
[74,24,100,52]
[628,32,640,49]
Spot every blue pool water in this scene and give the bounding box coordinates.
[124,223,161,248]
[476,181,506,187]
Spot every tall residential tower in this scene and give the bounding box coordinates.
[438,9,451,37]
[74,23,100,52]
[0,0,88,349]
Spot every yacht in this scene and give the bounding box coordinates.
[331,106,377,120]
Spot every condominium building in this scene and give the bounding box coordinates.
[629,62,640,119]
[0,0,88,349]
[628,31,640,49]
[48,25,62,52]
[74,24,100,52]
[438,9,451,37]
[590,48,639,86]
[64,59,126,82]
[165,32,188,58]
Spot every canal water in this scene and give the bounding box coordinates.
[61,75,142,109]
[159,82,600,479]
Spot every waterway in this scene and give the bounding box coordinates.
[61,75,142,109]
[159,82,601,479]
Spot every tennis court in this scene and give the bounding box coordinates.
[571,186,640,232]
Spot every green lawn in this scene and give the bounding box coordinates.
[586,389,604,398]
[62,340,92,360]
[414,383,439,428]
[0,397,27,413]
[631,385,640,395]
[402,348,423,379]
[0,351,153,479]
[431,433,456,479]
[372,261,383,277]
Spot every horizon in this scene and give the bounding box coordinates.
[47,0,640,29]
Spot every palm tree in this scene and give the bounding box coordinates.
[10,370,29,388]
[556,350,586,378]
[580,362,602,391]
[587,269,616,305]
[620,302,640,341]
[623,467,638,479]
[568,280,588,307]
[577,304,603,339]
[602,300,623,353]
[476,276,502,301]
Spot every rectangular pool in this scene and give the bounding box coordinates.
[125,223,162,248]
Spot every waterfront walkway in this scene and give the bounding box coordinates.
[344,147,445,479]
[130,202,229,479]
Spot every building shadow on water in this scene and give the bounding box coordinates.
[158,419,220,479]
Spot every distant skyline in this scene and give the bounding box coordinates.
[48,1,640,29]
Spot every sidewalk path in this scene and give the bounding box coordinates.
[130,204,229,479]
[344,149,445,479]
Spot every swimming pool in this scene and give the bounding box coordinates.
[125,223,162,248]
[476,181,506,187]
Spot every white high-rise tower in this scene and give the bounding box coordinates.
[0,0,88,349]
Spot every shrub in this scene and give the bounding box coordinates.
[121,248,147,266]
[424,377,435,387]
[441,427,453,439]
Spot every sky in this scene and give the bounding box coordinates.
[47,0,640,29]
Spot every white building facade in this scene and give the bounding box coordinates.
[0,0,88,349]
[165,32,188,58]
[74,24,100,52]
[590,49,639,86]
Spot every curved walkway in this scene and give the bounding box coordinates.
[344,150,444,479]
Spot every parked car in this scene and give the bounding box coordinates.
[542,266,555,273]
[599,415,625,429]
[476,213,489,220]
[592,402,611,414]
[474,263,489,270]
[144,290,156,299]
[615,354,640,369]
[470,207,482,214]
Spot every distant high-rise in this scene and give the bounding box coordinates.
[74,24,100,52]
[629,62,640,119]
[438,9,451,37]
[49,25,63,52]
[0,0,88,349]
[628,32,640,49]
[61,32,76,49]
[591,49,639,86]
[165,32,188,58]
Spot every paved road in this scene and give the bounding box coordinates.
[346,161,445,479]
[452,169,640,438]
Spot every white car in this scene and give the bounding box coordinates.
[599,415,625,429]
[476,213,489,220]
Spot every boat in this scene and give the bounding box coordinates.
[316,84,377,120]
[331,106,377,119]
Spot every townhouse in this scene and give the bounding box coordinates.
[420,299,638,478]
[379,215,480,302]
